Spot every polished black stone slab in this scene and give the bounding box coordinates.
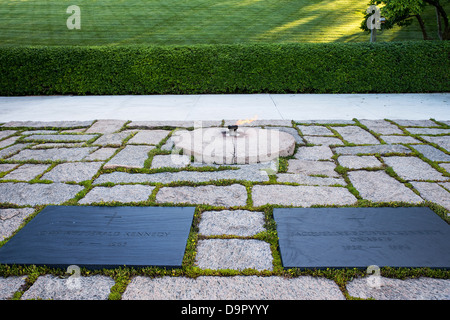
[273,207,450,269]
[0,206,195,270]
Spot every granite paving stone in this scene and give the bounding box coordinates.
[0,164,18,173]
[391,119,437,127]
[128,120,221,129]
[0,131,16,140]
[0,164,50,181]
[276,173,346,186]
[359,119,403,134]
[31,143,84,149]
[195,239,273,271]
[78,185,155,204]
[20,130,57,135]
[382,156,447,181]
[103,145,154,169]
[224,119,292,127]
[411,144,450,162]
[122,275,345,300]
[198,210,265,236]
[338,155,382,169]
[0,136,19,149]
[151,154,191,169]
[332,126,380,144]
[334,144,412,155]
[252,185,357,207]
[82,147,117,161]
[420,136,450,151]
[127,130,171,145]
[42,162,103,182]
[10,147,98,161]
[85,119,127,134]
[406,128,450,135]
[287,159,339,177]
[0,276,27,300]
[23,134,98,142]
[93,132,132,146]
[3,121,94,128]
[348,170,423,203]
[156,184,247,207]
[410,181,450,211]
[0,183,84,206]
[346,277,450,300]
[21,274,115,300]
[299,120,354,125]
[268,127,304,144]
[294,146,333,160]
[303,136,343,146]
[439,163,450,172]
[0,144,31,159]
[0,208,35,239]
[380,135,421,144]
[297,125,333,136]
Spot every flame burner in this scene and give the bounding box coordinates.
[227,125,238,137]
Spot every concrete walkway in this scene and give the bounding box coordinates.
[0,93,449,121]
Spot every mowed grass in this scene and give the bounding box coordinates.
[0,0,447,46]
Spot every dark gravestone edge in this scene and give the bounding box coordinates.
[0,206,195,270]
[274,207,450,270]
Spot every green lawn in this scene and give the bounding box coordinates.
[0,0,447,46]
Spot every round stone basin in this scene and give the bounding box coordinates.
[173,127,295,164]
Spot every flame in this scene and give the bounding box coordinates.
[236,115,258,126]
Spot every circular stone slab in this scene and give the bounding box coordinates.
[174,127,295,164]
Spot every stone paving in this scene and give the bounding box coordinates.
[0,119,449,300]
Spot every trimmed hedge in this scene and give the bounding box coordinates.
[0,42,449,95]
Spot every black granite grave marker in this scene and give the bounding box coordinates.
[0,206,195,269]
[273,207,450,269]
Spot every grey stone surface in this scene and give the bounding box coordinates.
[406,128,450,135]
[303,136,343,146]
[348,170,423,203]
[199,210,265,236]
[1,164,50,181]
[298,120,354,125]
[297,125,333,136]
[128,130,171,145]
[42,162,103,182]
[287,160,339,177]
[276,173,346,186]
[421,136,450,151]
[0,208,35,239]
[0,136,19,149]
[269,127,303,144]
[392,119,437,127]
[78,185,155,204]
[10,147,97,161]
[156,184,247,207]
[359,119,403,134]
[31,143,84,149]
[332,126,380,144]
[0,130,16,140]
[20,130,58,135]
[24,134,97,142]
[93,132,132,146]
[439,163,450,172]
[338,155,382,169]
[151,154,191,169]
[21,274,114,300]
[0,183,83,205]
[380,135,421,144]
[224,119,292,127]
[252,185,357,207]
[0,276,27,300]
[83,147,117,161]
[347,277,450,300]
[122,275,345,300]
[128,120,221,129]
[3,121,94,128]
[103,145,154,169]
[383,156,447,181]
[195,239,273,271]
[294,146,333,160]
[0,144,31,159]
[0,164,18,173]
[85,119,126,134]
[410,181,450,211]
[411,144,450,162]
[334,144,412,155]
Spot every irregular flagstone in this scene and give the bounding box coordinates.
[93,132,132,146]
[392,119,437,127]
[297,125,333,136]
[410,181,450,211]
[287,159,339,177]
[332,126,380,144]
[338,155,382,169]
[298,120,355,125]
[406,128,450,135]
[20,130,58,135]
[0,144,31,159]
[348,171,423,203]
[382,156,447,181]
[78,185,155,204]
[198,210,265,236]
[1,164,50,181]
[0,136,19,149]
[128,120,222,129]
[439,163,450,172]
[151,154,191,169]
[20,274,115,300]
[0,183,83,206]
[23,134,98,142]
[0,208,35,239]
[303,136,343,146]
[420,136,450,152]
[252,185,357,207]
[224,119,292,127]
[31,143,84,149]
[380,135,421,144]
[195,239,273,271]
[0,131,16,140]
[411,144,450,162]
[85,119,126,134]
[82,147,117,161]
[156,184,247,207]
[334,144,412,155]
[0,164,18,173]
[0,276,27,300]
[10,147,98,161]
[346,277,450,300]
[103,145,154,169]
[294,146,333,160]
[42,162,103,182]
[3,121,94,128]
[127,130,171,145]
[122,275,345,300]
[359,119,403,134]
[276,173,346,186]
